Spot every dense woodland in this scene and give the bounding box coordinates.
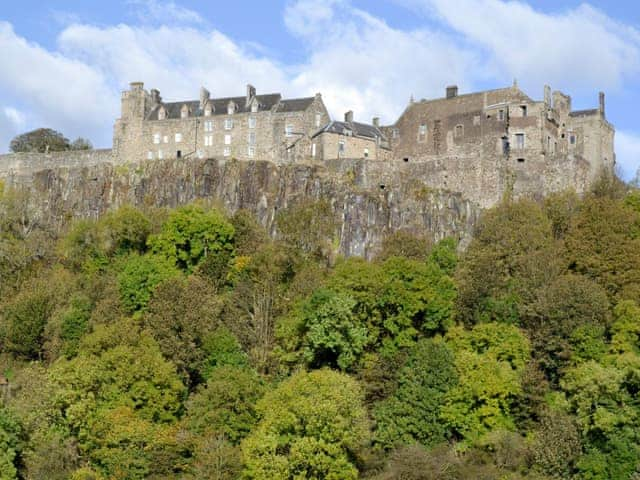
[1,174,640,480]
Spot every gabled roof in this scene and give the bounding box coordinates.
[313,120,387,141]
[147,93,314,120]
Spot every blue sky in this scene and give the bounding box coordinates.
[1,0,639,179]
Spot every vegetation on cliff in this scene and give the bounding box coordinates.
[0,176,639,479]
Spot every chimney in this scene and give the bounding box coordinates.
[372,117,380,128]
[246,84,256,107]
[150,88,162,105]
[130,81,144,92]
[599,92,605,117]
[544,85,551,107]
[200,87,210,109]
[446,85,458,99]
[345,110,354,123]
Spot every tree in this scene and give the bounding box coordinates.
[184,366,264,444]
[373,339,458,450]
[148,204,235,272]
[242,369,369,479]
[299,289,369,371]
[9,128,70,153]
[70,138,92,151]
[101,205,151,256]
[456,199,560,325]
[441,323,531,444]
[117,253,181,313]
[376,230,432,262]
[0,407,22,480]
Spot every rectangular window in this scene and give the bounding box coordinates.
[153,133,161,144]
[311,143,316,157]
[163,136,169,144]
[285,124,294,137]
[498,110,505,121]
[147,151,153,160]
[224,134,231,145]
[315,113,322,128]
[515,133,525,149]
[392,128,399,139]
[248,146,255,157]
[249,117,256,129]
[223,146,231,157]
[175,133,182,143]
[158,150,163,159]
[248,132,256,145]
[224,119,233,130]
[418,123,427,141]
[520,105,528,117]
[338,140,345,154]
[473,115,481,126]
[204,135,213,147]
[570,134,576,145]
[204,121,213,132]
[364,148,369,158]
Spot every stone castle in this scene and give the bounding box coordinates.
[107,80,614,207]
[0,80,616,256]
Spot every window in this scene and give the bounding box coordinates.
[570,134,577,145]
[498,109,505,121]
[285,124,294,137]
[248,132,256,145]
[175,133,182,143]
[311,143,317,157]
[204,121,213,132]
[163,136,169,144]
[204,135,213,147]
[455,124,464,138]
[502,136,509,155]
[249,117,256,129]
[158,150,163,159]
[227,103,235,115]
[147,151,153,160]
[158,108,166,120]
[248,146,255,157]
[520,105,527,117]
[517,158,525,163]
[515,133,525,150]
[197,149,204,159]
[315,113,322,128]
[224,119,233,130]
[223,146,231,157]
[176,150,182,158]
[338,140,345,154]
[153,133,161,144]
[204,105,212,117]
[473,115,481,126]
[251,102,258,113]
[181,106,189,119]
[392,129,399,139]
[364,148,369,158]
[224,134,231,145]
[418,123,427,141]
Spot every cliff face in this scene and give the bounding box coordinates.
[2,157,480,258]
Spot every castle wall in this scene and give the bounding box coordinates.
[0,149,114,177]
[314,133,390,161]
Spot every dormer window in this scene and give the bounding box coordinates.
[251,101,259,113]
[227,102,236,115]
[181,105,190,119]
[158,107,166,120]
[204,103,213,117]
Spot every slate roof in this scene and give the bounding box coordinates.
[313,120,387,141]
[569,109,600,118]
[147,93,314,120]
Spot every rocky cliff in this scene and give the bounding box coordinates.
[1,156,480,258]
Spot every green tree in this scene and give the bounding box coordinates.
[148,204,235,272]
[9,128,70,153]
[242,369,369,479]
[184,366,264,444]
[70,137,92,151]
[201,327,249,379]
[441,323,531,444]
[299,289,369,371]
[0,407,22,480]
[376,230,432,262]
[101,205,151,256]
[117,253,180,313]
[373,339,458,450]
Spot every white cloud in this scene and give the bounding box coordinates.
[127,0,204,25]
[408,0,640,93]
[0,107,25,152]
[615,131,640,181]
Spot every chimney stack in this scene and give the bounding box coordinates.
[345,110,354,123]
[544,85,551,107]
[246,84,256,107]
[372,117,380,128]
[446,85,458,99]
[130,81,144,91]
[599,92,605,117]
[150,88,162,105]
[199,87,210,109]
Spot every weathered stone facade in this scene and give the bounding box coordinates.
[384,83,615,207]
